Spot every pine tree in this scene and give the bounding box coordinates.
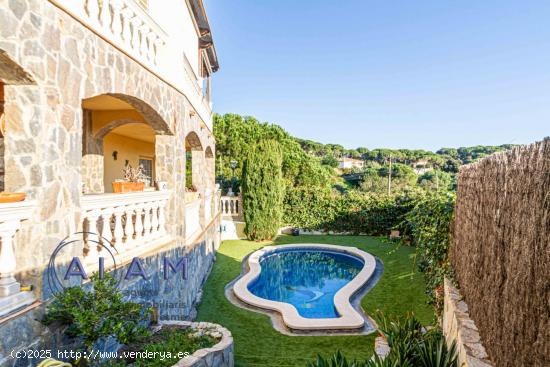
[242,140,284,240]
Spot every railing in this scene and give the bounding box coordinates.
[0,201,36,317]
[51,0,214,131]
[50,0,167,69]
[81,191,170,261]
[185,198,201,242]
[220,195,242,219]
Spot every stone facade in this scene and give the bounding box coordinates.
[442,279,493,367]
[0,0,221,365]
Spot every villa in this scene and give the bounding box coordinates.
[0,2,547,367]
[337,157,365,170]
[0,0,221,361]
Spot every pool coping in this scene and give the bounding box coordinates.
[232,243,377,330]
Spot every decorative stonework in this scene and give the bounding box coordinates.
[158,321,234,367]
[442,279,493,367]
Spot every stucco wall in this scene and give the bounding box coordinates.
[103,132,155,192]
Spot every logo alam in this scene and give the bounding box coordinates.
[47,232,188,297]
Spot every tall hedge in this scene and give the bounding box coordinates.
[242,140,284,240]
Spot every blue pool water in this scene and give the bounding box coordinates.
[248,249,364,318]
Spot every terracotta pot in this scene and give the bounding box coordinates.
[112,181,145,193]
[0,192,26,203]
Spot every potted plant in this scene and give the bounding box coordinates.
[185,185,200,201]
[112,164,147,193]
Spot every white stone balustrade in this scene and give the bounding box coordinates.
[185,198,202,242]
[214,188,221,216]
[81,191,170,261]
[50,0,214,130]
[50,0,166,69]
[220,195,242,219]
[0,201,37,317]
[204,190,213,224]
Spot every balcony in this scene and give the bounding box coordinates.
[81,190,171,263]
[51,0,166,70]
[51,0,214,130]
[0,200,37,317]
[220,195,243,221]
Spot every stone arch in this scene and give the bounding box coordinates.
[205,146,214,158]
[185,131,203,151]
[0,49,36,85]
[81,93,172,193]
[106,93,173,136]
[0,49,37,192]
[94,118,144,140]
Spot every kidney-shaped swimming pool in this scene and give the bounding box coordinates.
[248,249,363,318]
[232,244,377,331]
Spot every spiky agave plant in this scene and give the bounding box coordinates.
[365,354,413,367]
[307,351,365,367]
[414,331,458,367]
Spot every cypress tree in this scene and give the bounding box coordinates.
[242,139,284,240]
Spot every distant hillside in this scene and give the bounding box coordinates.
[214,113,517,194]
[295,138,516,172]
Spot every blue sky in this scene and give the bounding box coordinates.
[204,0,550,151]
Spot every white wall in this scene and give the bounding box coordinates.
[148,0,201,79]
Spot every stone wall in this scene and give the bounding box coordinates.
[442,279,493,367]
[0,219,220,367]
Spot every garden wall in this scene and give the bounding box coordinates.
[451,138,549,367]
[0,225,220,367]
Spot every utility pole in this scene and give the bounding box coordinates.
[387,154,392,195]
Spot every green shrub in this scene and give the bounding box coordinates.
[402,192,455,310]
[415,332,458,367]
[242,139,285,240]
[284,188,422,235]
[308,313,457,367]
[307,351,365,367]
[43,273,151,354]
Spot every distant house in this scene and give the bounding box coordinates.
[338,157,365,169]
[412,160,433,174]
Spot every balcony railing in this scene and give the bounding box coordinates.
[185,198,201,243]
[50,0,167,70]
[51,0,214,130]
[220,195,242,220]
[0,201,36,317]
[81,191,171,262]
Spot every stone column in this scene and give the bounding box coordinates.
[155,135,177,240]
[81,109,104,194]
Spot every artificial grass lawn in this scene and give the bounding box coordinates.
[196,235,432,367]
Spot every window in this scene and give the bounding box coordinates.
[139,157,153,186]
